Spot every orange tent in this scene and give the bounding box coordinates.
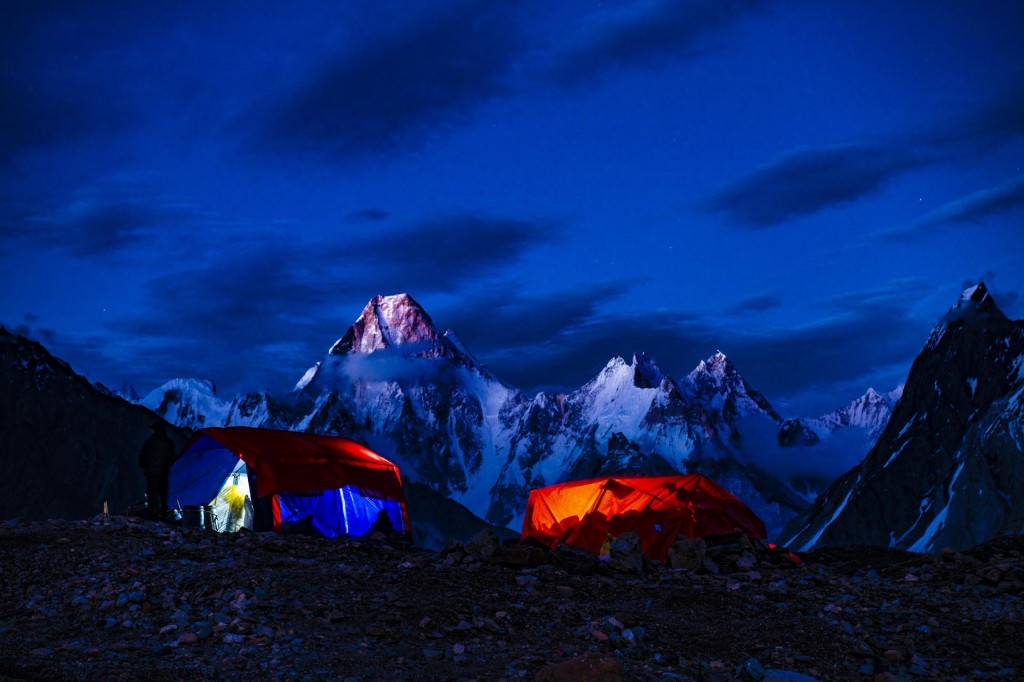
[521,474,766,562]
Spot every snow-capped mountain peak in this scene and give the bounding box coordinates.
[686,351,779,421]
[588,356,633,389]
[583,354,668,394]
[959,282,990,306]
[689,350,730,380]
[329,293,439,356]
[141,377,228,430]
[816,385,902,441]
[926,282,1004,349]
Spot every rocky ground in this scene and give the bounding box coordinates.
[0,517,1021,681]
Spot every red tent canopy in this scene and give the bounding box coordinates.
[183,426,406,503]
[521,474,767,562]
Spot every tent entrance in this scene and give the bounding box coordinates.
[209,463,253,532]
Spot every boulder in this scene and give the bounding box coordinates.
[552,544,600,575]
[608,532,644,575]
[668,536,706,572]
[465,529,499,561]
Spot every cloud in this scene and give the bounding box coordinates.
[458,310,714,395]
[329,213,563,295]
[934,86,1024,153]
[247,1,526,161]
[727,293,782,314]
[916,176,1024,228]
[706,143,930,226]
[709,87,1024,227]
[870,175,1024,242]
[60,202,183,256]
[2,185,197,257]
[443,279,933,417]
[433,281,640,361]
[109,246,344,392]
[100,211,560,393]
[546,0,764,88]
[346,209,390,224]
[2,316,56,346]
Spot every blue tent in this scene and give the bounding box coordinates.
[168,427,409,537]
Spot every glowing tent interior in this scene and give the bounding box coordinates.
[168,427,410,537]
[520,474,767,562]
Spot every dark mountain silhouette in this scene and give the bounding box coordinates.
[0,328,190,520]
[781,283,1024,551]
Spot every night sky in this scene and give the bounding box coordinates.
[2,0,1023,415]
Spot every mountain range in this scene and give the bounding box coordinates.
[138,293,899,538]
[5,283,1020,553]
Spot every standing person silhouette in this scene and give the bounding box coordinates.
[138,421,175,521]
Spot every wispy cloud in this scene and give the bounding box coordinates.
[447,279,935,415]
[708,87,1024,227]
[915,175,1024,228]
[727,293,782,314]
[707,143,931,226]
[546,0,765,88]
[346,208,390,224]
[100,211,561,392]
[337,214,562,293]
[871,175,1024,241]
[245,1,526,161]
[1,184,208,258]
[434,280,640,358]
[933,86,1024,152]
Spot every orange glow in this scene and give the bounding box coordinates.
[521,474,767,563]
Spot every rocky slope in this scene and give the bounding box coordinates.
[141,294,896,539]
[1,516,1021,681]
[0,328,190,520]
[782,283,1024,552]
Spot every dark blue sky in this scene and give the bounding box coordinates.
[2,0,1022,414]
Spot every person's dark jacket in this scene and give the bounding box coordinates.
[139,423,176,477]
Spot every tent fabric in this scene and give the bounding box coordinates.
[521,474,767,563]
[170,426,410,536]
[190,427,406,503]
[168,434,242,507]
[276,486,405,538]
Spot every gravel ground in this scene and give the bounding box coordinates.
[0,516,1021,681]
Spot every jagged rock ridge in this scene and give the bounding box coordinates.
[781,283,1024,552]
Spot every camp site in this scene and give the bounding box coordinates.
[167,427,409,539]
